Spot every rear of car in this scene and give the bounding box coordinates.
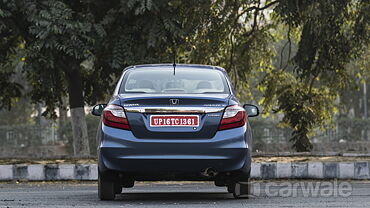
[92,64,258,200]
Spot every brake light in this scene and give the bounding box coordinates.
[103,104,130,130]
[218,105,246,130]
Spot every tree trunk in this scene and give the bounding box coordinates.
[65,66,90,157]
[58,96,68,123]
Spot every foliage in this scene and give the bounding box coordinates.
[260,70,337,151]
[181,0,277,101]
[1,0,214,113]
[0,96,34,126]
[0,1,23,109]
[258,0,370,151]
[1,0,369,153]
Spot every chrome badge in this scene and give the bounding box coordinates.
[169,99,179,105]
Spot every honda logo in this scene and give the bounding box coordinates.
[169,99,179,105]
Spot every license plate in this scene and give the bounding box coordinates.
[150,115,199,127]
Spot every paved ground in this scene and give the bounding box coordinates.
[0,180,369,207]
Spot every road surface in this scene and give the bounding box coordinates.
[1,180,369,207]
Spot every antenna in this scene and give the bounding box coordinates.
[173,47,176,76]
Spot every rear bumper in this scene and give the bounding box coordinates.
[98,124,251,178]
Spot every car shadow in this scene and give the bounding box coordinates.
[114,192,235,201]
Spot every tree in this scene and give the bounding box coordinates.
[172,0,369,151]
[261,0,370,151]
[1,0,369,153]
[0,0,213,155]
[0,68,34,126]
[0,0,23,110]
[0,0,96,156]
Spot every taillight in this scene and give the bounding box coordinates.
[218,105,246,130]
[102,104,130,130]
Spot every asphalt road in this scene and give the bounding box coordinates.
[0,180,369,207]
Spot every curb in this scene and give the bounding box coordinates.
[1,162,369,181]
[252,152,370,157]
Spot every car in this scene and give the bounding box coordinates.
[91,64,259,200]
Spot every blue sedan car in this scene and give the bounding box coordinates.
[92,64,259,200]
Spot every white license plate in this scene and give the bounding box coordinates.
[150,115,199,127]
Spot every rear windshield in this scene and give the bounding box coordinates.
[119,68,229,94]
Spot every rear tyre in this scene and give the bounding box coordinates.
[228,179,250,199]
[98,173,116,200]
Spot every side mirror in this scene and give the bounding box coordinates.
[92,104,107,116]
[243,104,259,117]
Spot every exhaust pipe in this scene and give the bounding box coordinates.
[201,167,218,177]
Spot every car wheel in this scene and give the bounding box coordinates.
[98,173,116,200]
[228,179,250,199]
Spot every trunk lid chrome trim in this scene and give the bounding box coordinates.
[124,106,225,114]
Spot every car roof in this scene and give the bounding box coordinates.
[123,64,226,72]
